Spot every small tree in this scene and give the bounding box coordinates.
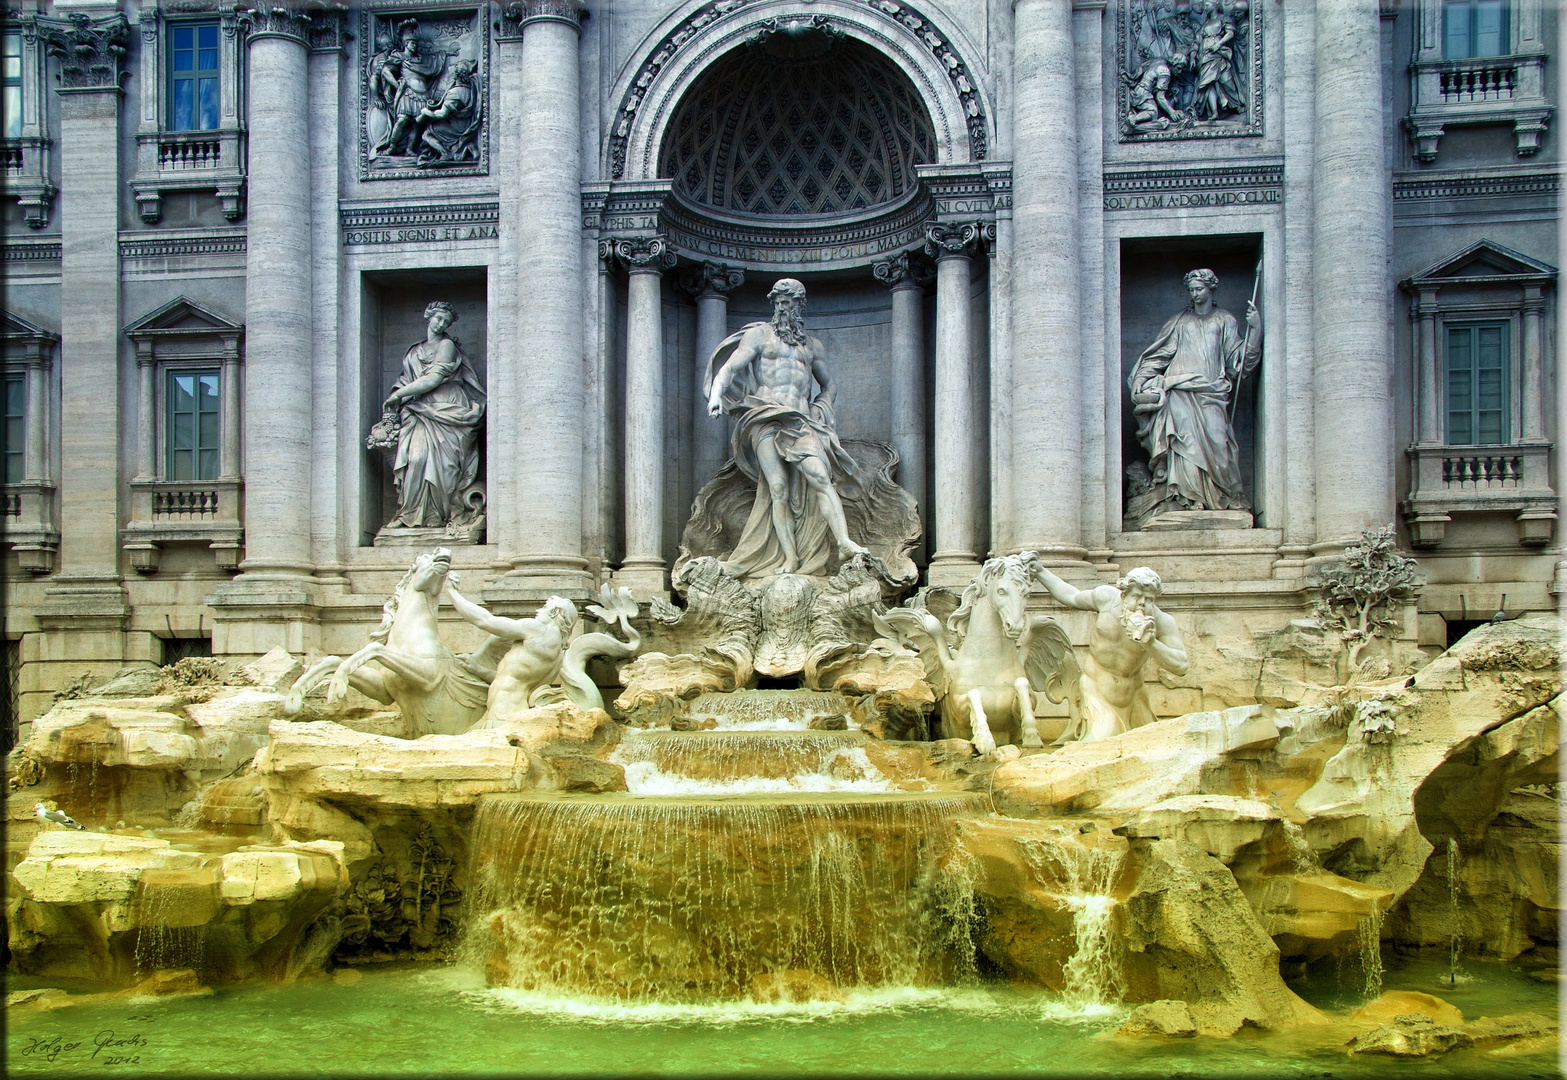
[1313,525,1422,673]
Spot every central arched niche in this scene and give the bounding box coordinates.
[658,33,936,218]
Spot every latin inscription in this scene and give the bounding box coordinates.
[1103,188,1280,212]
[344,224,499,246]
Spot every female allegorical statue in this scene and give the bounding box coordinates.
[373,301,486,535]
[1126,267,1260,527]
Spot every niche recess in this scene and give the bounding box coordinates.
[358,269,488,546]
[1119,234,1263,530]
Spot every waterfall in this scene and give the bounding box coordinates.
[1445,837,1462,987]
[1357,908,1384,1000]
[610,731,903,794]
[680,689,854,730]
[461,791,986,1002]
[1280,820,1317,873]
[1045,839,1126,1014]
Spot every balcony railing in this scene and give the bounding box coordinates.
[1436,59,1517,104]
[158,135,223,171]
[152,485,223,518]
[1441,452,1523,487]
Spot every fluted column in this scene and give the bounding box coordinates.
[1415,290,1439,444]
[1521,287,1546,441]
[1010,0,1085,563]
[874,253,928,560]
[681,261,745,492]
[506,0,590,594]
[1312,0,1393,549]
[612,237,675,601]
[925,224,981,586]
[237,9,313,578]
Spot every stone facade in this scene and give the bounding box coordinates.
[1,0,1559,731]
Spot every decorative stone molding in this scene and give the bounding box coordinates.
[601,235,677,274]
[36,11,131,92]
[1400,239,1558,547]
[496,0,585,38]
[360,9,488,181]
[2,311,59,574]
[1103,162,1283,212]
[679,261,745,300]
[236,6,313,46]
[4,18,56,227]
[1392,168,1559,203]
[122,297,246,573]
[2,241,62,263]
[609,0,992,181]
[1115,0,1262,142]
[923,221,982,259]
[340,198,500,246]
[1403,0,1552,162]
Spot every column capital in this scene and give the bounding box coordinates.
[603,235,677,274]
[873,251,933,289]
[498,0,585,39]
[924,222,985,261]
[237,6,314,48]
[37,12,130,93]
[680,261,745,300]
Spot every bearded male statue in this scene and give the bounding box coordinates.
[676,278,919,587]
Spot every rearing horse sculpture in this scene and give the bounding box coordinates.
[283,548,503,737]
[874,553,1078,754]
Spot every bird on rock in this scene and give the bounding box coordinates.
[34,803,86,830]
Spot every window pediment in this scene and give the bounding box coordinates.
[1405,238,1558,287]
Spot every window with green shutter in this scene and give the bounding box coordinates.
[169,22,220,131]
[1445,322,1509,445]
[3,374,23,485]
[168,370,220,481]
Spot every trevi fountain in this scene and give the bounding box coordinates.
[3,1,1562,1077]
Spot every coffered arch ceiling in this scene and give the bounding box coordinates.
[658,37,937,218]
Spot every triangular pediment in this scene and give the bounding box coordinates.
[2,310,57,341]
[1408,239,1557,285]
[124,296,243,337]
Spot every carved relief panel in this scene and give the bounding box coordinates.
[1115,0,1262,142]
[359,8,488,180]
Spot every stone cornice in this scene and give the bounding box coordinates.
[1102,161,1283,212]
[1393,168,1560,202]
[3,239,62,262]
[36,12,130,92]
[119,231,248,261]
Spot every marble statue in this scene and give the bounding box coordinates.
[1125,52,1190,131]
[1028,562,1189,742]
[875,553,1079,755]
[448,581,642,720]
[368,301,486,541]
[702,279,878,579]
[1192,0,1245,122]
[1125,267,1261,528]
[283,549,499,737]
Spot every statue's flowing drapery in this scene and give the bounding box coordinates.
[1128,307,1257,513]
[389,338,486,527]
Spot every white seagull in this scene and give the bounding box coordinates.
[34,803,87,831]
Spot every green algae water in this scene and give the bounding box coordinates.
[8,955,1558,1077]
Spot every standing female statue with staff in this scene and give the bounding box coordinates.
[1126,263,1262,527]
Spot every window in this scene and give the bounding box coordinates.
[3,374,23,485]
[1445,322,1510,445]
[3,31,21,140]
[1444,0,1509,58]
[167,370,220,481]
[168,22,219,132]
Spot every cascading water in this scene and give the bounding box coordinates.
[1356,908,1384,1000]
[1445,837,1462,987]
[610,731,909,794]
[461,790,986,1002]
[679,689,854,730]
[1018,833,1125,1016]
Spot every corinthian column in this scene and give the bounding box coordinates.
[1312,0,1393,549]
[505,0,591,595]
[1010,0,1085,564]
[925,225,982,586]
[681,261,745,491]
[873,253,927,559]
[612,237,676,601]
